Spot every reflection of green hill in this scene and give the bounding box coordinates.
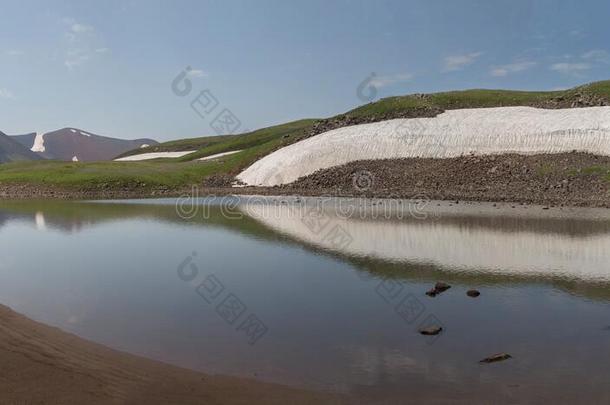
[2,199,610,302]
[0,199,288,239]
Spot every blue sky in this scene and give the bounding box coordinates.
[1,0,609,141]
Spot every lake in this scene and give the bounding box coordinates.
[2,196,610,403]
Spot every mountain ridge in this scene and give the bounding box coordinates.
[0,131,42,163]
[9,128,157,162]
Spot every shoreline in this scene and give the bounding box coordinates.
[0,303,345,404]
[1,183,609,209]
[1,152,609,208]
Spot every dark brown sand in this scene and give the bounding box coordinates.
[0,304,345,404]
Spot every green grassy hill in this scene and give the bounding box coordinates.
[1,80,609,195]
[348,80,610,118]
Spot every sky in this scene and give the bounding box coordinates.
[1,0,610,141]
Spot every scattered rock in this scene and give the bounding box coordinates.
[426,282,451,297]
[283,152,610,209]
[308,106,443,138]
[425,289,438,297]
[434,282,451,292]
[419,326,443,336]
[467,289,481,297]
[479,353,512,363]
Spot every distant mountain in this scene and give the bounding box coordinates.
[0,131,42,163]
[11,128,158,162]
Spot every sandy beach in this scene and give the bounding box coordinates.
[0,304,345,404]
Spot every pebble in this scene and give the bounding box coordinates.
[419,326,443,336]
[480,353,512,363]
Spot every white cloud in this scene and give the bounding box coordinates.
[443,52,482,72]
[490,61,537,77]
[568,29,585,38]
[187,69,207,78]
[65,48,91,69]
[6,50,24,56]
[0,88,14,99]
[581,49,610,64]
[369,73,413,88]
[70,23,94,33]
[61,18,108,70]
[550,62,591,74]
[61,18,92,33]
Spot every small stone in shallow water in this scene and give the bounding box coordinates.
[419,326,443,336]
[479,353,512,363]
[467,289,480,297]
[426,282,451,297]
[434,282,451,292]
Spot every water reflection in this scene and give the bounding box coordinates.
[1,198,610,402]
[242,201,610,283]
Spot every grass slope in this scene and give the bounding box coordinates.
[348,80,610,118]
[115,134,237,158]
[0,119,315,191]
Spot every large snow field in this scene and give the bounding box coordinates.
[237,106,610,186]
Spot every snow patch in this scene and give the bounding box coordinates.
[140,144,150,148]
[31,132,46,153]
[80,131,92,137]
[237,106,610,186]
[198,150,242,161]
[70,129,77,133]
[114,151,197,161]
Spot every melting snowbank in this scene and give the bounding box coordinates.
[237,106,610,186]
[31,132,45,153]
[114,151,196,161]
[198,150,242,161]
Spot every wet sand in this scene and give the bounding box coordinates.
[0,304,345,404]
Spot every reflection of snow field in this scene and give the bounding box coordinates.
[34,212,46,231]
[114,151,196,161]
[243,204,610,282]
[238,106,610,186]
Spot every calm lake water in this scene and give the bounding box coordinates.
[2,196,610,403]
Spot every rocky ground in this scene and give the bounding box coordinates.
[282,152,610,207]
[0,183,182,199]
